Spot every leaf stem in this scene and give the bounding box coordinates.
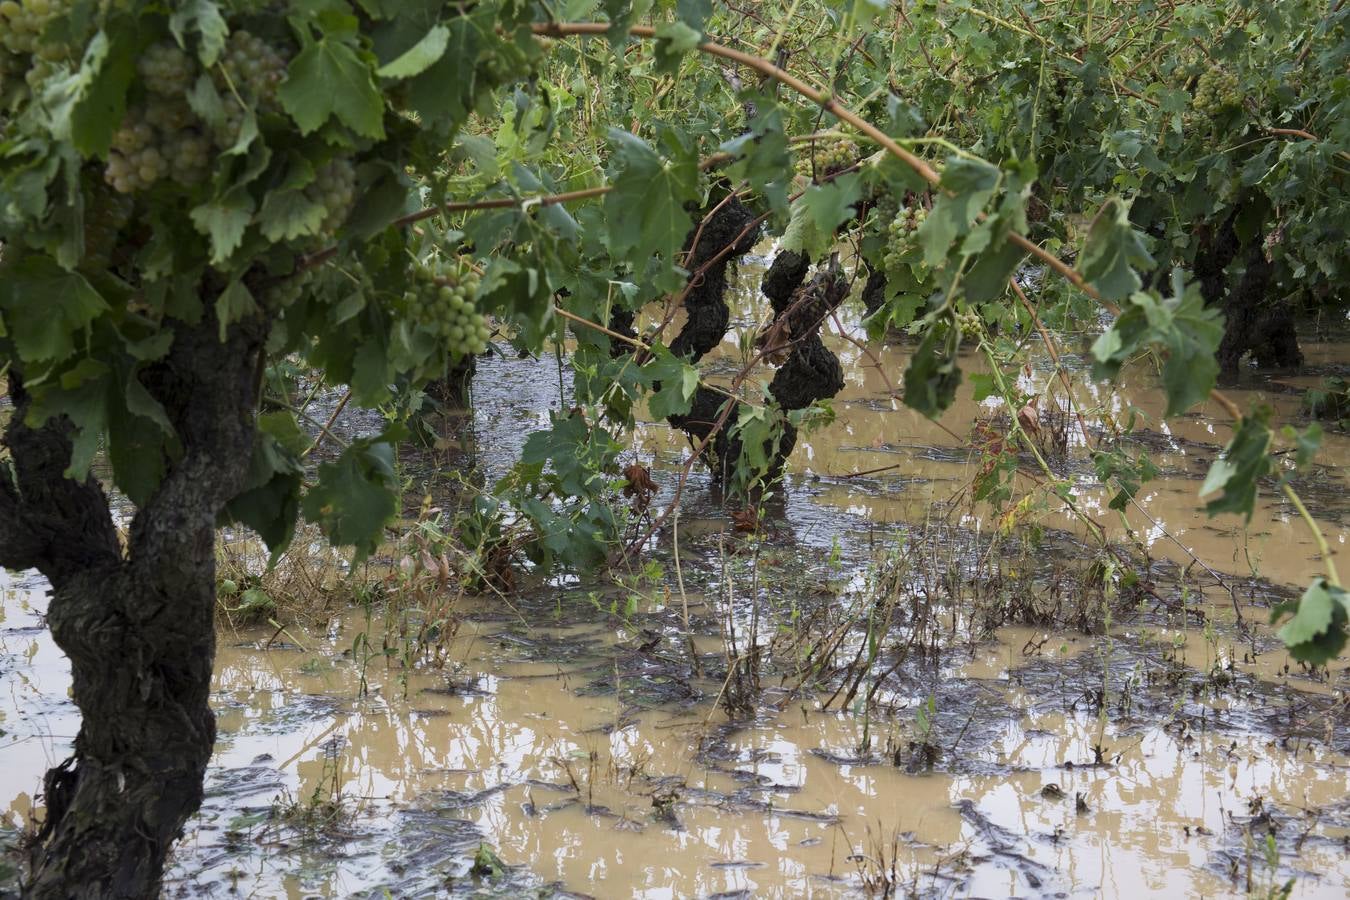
[1281,481,1342,588]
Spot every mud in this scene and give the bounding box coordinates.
[2,246,1349,898]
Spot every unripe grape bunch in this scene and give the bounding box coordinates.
[797,138,858,180]
[0,0,71,59]
[102,31,290,194]
[954,308,981,340]
[1192,65,1242,116]
[882,205,928,274]
[405,265,491,358]
[309,159,357,235]
[213,30,288,147]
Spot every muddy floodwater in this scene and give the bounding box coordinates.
[2,251,1349,897]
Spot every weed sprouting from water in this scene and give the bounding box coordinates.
[270,742,354,841]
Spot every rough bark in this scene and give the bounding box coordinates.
[860,263,887,318]
[669,248,847,480]
[2,296,267,899]
[425,354,477,409]
[668,196,761,363]
[1215,244,1302,375]
[1193,213,1303,377]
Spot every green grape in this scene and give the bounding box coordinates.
[265,269,314,308]
[955,309,981,340]
[105,96,213,192]
[139,41,196,98]
[308,158,357,235]
[882,205,928,275]
[795,138,859,181]
[164,131,211,186]
[218,30,286,104]
[209,31,288,150]
[0,0,72,58]
[1193,65,1241,116]
[105,109,164,193]
[404,263,490,357]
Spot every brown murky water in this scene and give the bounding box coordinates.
[2,250,1349,897]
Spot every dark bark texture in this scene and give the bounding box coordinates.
[667,238,848,482]
[860,264,887,319]
[1,299,267,899]
[1193,214,1302,377]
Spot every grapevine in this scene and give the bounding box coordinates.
[0,0,70,59]
[881,205,928,279]
[797,138,858,180]
[1192,65,1242,116]
[405,265,491,359]
[309,158,357,236]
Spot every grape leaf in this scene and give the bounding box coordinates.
[302,439,399,564]
[405,8,491,131]
[0,256,107,363]
[919,156,999,267]
[42,27,136,157]
[903,321,962,418]
[720,103,791,218]
[258,188,326,242]
[1079,197,1155,301]
[802,173,862,239]
[170,0,229,67]
[191,188,255,265]
[215,279,259,341]
[644,344,700,419]
[1199,407,1273,520]
[279,37,386,139]
[376,24,449,79]
[1272,579,1349,666]
[1091,271,1222,416]
[654,21,701,73]
[602,129,699,290]
[222,424,305,557]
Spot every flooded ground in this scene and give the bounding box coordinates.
[2,249,1349,897]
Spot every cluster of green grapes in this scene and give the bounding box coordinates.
[1192,65,1242,116]
[405,266,491,357]
[796,139,858,180]
[214,30,287,147]
[97,30,355,237]
[0,0,76,99]
[882,205,928,273]
[0,0,70,59]
[104,41,211,192]
[309,159,357,235]
[954,308,981,340]
[106,104,213,192]
[265,268,315,308]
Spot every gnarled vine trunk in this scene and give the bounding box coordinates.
[1193,213,1302,377]
[1,306,266,899]
[663,212,848,481]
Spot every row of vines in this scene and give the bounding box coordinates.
[0,1,1346,893]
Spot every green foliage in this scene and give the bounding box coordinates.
[1078,198,1155,302]
[302,438,400,564]
[602,128,699,291]
[1199,408,1274,520]
[1272,579,1349,666]
[1091,270,1223,416]
[1,0,1344,664]
[1092,447,1161,513]
[903,316,962,418]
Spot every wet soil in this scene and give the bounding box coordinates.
[2,249,1349,898]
